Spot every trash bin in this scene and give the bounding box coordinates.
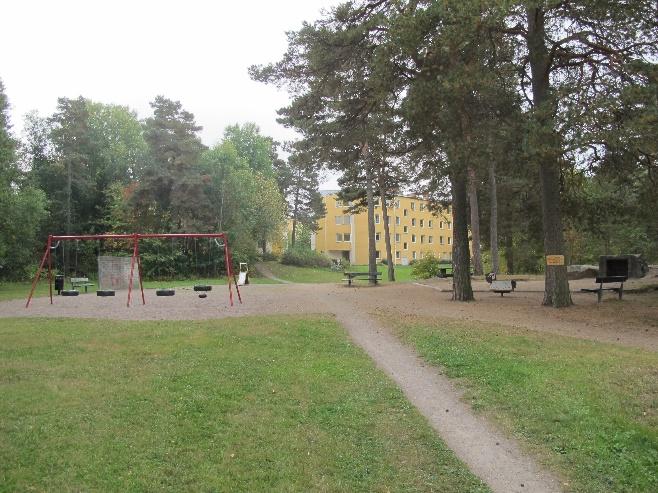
[54,275,64,295]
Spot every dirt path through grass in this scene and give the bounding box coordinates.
[253,262,292,284]
[330,301,562,493]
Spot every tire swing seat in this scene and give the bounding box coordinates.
[61,289,79,297]
[156,288,175,297]
[96,290,115,297]
[193,285,212,292]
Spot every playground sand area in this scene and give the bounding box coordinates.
[3,272,658,351]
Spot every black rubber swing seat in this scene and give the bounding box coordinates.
[96,290,115,297]
[198,293,208,299]
[61,290,80,297]
[156,289,176,297]
[193,285,212,292]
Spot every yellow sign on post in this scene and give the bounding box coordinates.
[546,255,565,266]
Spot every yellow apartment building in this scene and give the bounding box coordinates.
[312,192,454,265]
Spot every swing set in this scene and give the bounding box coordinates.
[25,233,242,308]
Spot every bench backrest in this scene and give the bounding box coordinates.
[70,277,89,283]
[595,276,627,284]
[490,280,513,291]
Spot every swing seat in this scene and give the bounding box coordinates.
[156,289,175,297]
[96,290,115,297]
[198,293,208,299]
[193,285,212,292]
[61,290,80,297]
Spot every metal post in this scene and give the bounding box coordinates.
[127,234,138,307]
[223,234,234,306]
[136,240,146,305]
[225,236,242,304]
[26,236,52,308]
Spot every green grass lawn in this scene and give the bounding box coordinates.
[263,261,415,284]
[0,281,50,302]
[0,315,488,492]
[389,316,658,493]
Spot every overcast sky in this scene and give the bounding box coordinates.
[0,0,341,187]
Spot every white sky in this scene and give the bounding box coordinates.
[0,0,341,187]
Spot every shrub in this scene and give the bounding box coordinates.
[411,253,443,279]
[281,247,332,268]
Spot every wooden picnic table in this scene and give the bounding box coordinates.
[343,271,382,286]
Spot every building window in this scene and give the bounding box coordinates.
[420,219,424,227]
[421,235,425,244]
[396,251,400,259]
[403,209,408,217]
[336,233,342,242]
[429,236,433,244]
[440,236,444,245]
[411,218,416,227]
[396,216,400,225]
[344,233,351,242]
[395,233,400,243]
[447,221,452,229]
[395,200,400,208]
[428,220,433,228]
[375,232,381,241]
[375,214,380,224]
[411,202,416,211]
[376,250,380,259]
[335,216,342,225]
[412,251,417,260]
[335,200,343,207]
[403,242,408,250]
[447,236,451,245]
[403,226,408,233]
[440,221,444,229]
[412,234,417,243]
[420,251,424,259]
[420,203,425,212]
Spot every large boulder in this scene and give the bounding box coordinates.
[567,265,599,280]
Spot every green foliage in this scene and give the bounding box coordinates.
[0,79,48,280]
[281,246,332,268]
[410,252,443,279]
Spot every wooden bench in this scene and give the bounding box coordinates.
[70,277,95,293]
[580,276,626,303]
[343,271,382,286]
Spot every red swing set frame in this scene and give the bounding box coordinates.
[25,233,242,308]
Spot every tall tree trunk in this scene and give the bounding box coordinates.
[505,234,514,274]
[527,6,572,307]
[467,166,483,275]
[378,167,395,281]
[362,142,377,285]
[488,160,499,274]
[291,188,300,247]
[66,158,72,235]
[451,169,474,301]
